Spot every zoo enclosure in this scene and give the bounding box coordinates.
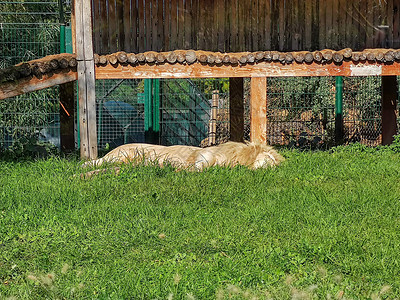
[1,0,400,157]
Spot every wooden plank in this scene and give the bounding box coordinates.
[145,0,152,50]
[170,0,178,49]
[296,0,304,50]
[258,0,265,51]
[229,77,244,142]
[245,0,252,50]
[157,0,164,51]
[71,0,76,53]
[265,0,271,49]
[123,0,131,52]
[332,0,339,48]
[204,0,212,50]
[191,0,198,48]
[387,0,394,48]
[0,71,77,100]
[394,0,400,48]
[217,0,225,51]
[250,77,267,144]
[108,0,117,53]
[311,0,318,50]
[184,0,191,49]
[319,0,326,49]
[345,0,354,49]
[325,0,333,49]
[131,0,138,52]
[138,0,145,52]
[238,0,245,51]
[338,0,346,48]
[177,0,185,49]
[231,0,238,51]
[99,0,108,54]
[284,0,292,51]
[117,0,124,51]
[75,0,98,159]
[381,76,398,145]
[292,0,300,50]
[59,81,75,151]
[305,0,313,50]
[94,60,400,79]
[164,0,170,50]
[92,0,101,53]
[252,0,258,51]
[152,0,159,50]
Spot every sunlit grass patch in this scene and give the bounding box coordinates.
[0,148,400,298]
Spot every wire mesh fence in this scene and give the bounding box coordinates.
[342,77,382,146]
[95,77,397,150]
[0,0,66,152]
[95,79,145,149]
[244,76,391,148]
[159,78,229,147]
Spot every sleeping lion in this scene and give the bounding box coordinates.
[81,141,284,177]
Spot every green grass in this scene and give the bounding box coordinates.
[1,147,400,299]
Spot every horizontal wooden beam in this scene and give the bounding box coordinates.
[0,70,77,100]
[94,60,400,79]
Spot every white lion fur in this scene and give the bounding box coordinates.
[82,141,284,173]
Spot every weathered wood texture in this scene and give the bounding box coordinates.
[95,59,400,79]
[0,70,77,100]
[75,0,98,159]
[229,77,244,142]
[250,77,267,144]
[92,0,400,54]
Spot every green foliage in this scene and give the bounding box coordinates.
[0,89,60,157]
[1,150,400,298]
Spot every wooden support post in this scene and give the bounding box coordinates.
[208,90,219,146]
[250,77,267,144]
[75,0,98,159]
[381,76,398,145]
[59,82,75,151]
[229,77,244,142]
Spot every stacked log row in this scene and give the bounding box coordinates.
[0,53,77,84]
[92,49,400,67]
[1,49,400,84]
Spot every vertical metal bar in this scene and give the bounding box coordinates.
[335,76,344,144]
[152,79,160,140]
[60,25,66,53]
[144,79,152,142]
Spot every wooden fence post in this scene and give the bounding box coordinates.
[382,76,398,145]
[75,0,98,159]
[229,77,244,142]
[208,90,219,146]
[250,77,267,144]
[59,82,75,151]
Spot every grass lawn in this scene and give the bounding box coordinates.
[0,147,400,299]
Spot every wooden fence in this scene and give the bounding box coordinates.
[91,0,400,54]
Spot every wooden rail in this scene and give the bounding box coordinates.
[95,60,400,79]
